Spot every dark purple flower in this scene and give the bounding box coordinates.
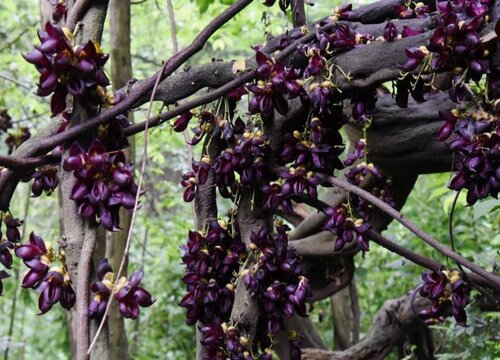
[383,21,398,42]
[400,47,428,72]
[0,241,14,269]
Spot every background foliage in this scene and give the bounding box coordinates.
[0,0,498,359]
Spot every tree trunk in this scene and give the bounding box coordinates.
[60,1,111,359]
[106,1,134,359]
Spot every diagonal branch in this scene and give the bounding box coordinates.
[315,173,500,291]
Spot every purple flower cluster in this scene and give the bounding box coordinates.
[0,214,23,271]
[180,220,246,325]
[22,165,59,197]
[181,157,211,202]
[401,0,491,93]
[63,139,140,231]
[23,22,110,116]
[200,323,274,360]
[243,224,311,337]
[88,259,155,319]
[419,269,470,326]
[181,129,272,201]
[438,110,499,205]
[394,2,431,19]
[280,118,344,175]
[15,232,75,314]
[214,130,271,196]
[297,23,366,77]
[323,204,371,251]
[247,51,304,120]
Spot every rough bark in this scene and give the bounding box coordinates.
[60,1,110,360]
[105,0,134,359]
[194,139,220,360]
[301,292,432,360]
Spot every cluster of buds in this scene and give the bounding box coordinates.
[351,92,377,123]
[63,139,140,231]
[401,0,491,100]
[21,165,59,197]
[437,109,499,205]
[243,224,311,338]
[15,232,75,313]
[213,130,271,198]
[394,1,431,19]
[88,259,155,319]
[180,220,246,325]
[247,51,304,120]
[344,139,366,166]
[0,213,23,270]
[345,162,383,186]
[200,322,274,360]
[297,22,365,77]
[278,167,322,200]
[181,157,211,202]
[419,269,470,326]
[280,118,344,175]
[309,82,343,115]
[23,22,110,116]
[323,204,371,251]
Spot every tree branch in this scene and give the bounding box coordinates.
[315,173,500,291]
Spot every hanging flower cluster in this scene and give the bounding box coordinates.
[419,269,470,326]
[21,165,59,197]
[88,258,155,319]
[0,213,23,272]
[400,0,492,100]
[15,232,75,313]
[63,139,140,231]
[23,22,110,116]
[243,224,311,338]
[247,51,304,120]
[180,219,246,325]
[438,109,499,205]
[200,322,274,360]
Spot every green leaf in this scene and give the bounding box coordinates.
[473,199,500,220]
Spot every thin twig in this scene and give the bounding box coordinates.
[0,28,30,53]
[87,52,164,357]
[0,73,35,92]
